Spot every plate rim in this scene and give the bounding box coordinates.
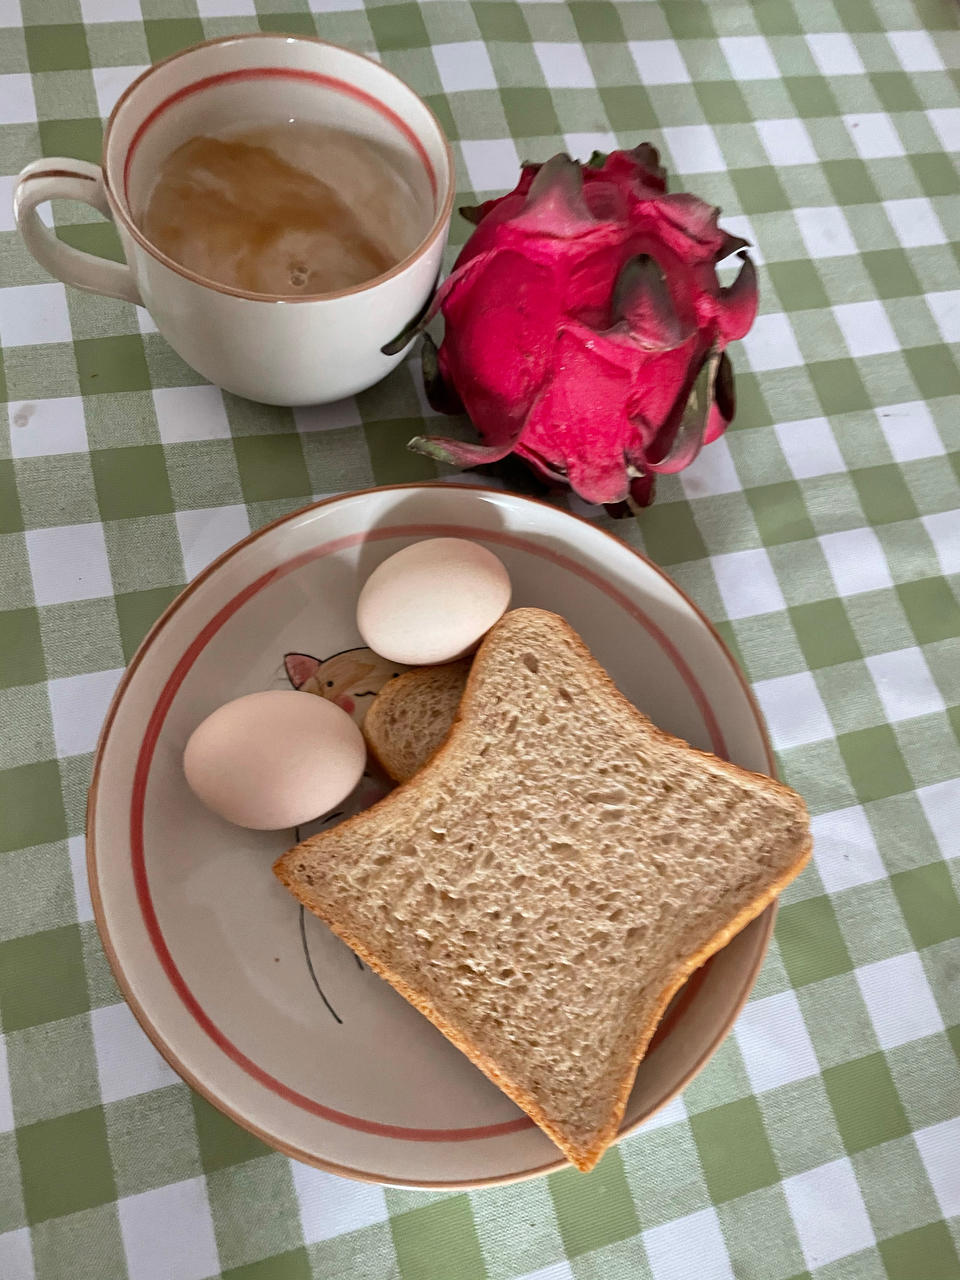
[86,481,778,1189]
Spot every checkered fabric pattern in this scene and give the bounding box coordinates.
[1,0,958,1276]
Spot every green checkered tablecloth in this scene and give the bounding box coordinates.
[1,0,959,1276]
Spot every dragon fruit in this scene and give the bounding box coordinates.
[403,146,757,511]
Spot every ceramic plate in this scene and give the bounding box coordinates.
[89,483,777,1188]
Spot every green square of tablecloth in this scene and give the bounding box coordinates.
[17,1105,116,1223]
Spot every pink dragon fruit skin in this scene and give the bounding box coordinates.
[407,146,757,511]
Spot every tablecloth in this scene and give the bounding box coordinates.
[1,0,959,1277]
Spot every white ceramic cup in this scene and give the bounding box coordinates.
[14,35,453,405]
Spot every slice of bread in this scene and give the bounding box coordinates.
[363,659,470,782]
[275,608,811,1171]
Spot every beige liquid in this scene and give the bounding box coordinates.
[141,121,429,296]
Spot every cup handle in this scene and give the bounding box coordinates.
[14,157,143,306]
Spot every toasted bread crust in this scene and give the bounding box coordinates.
[275,608,812,1171]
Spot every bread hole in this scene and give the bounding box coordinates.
[506,713,519,733]
[626,925,644,944]
[586,788,629,806]
[429,828,446,842]
[372,852,391,867]
[537,711,549,726]
[600,808,626,823]
[608,908,625,923]
[400,842,418,859]
[558,687,574,704]
[479,743,491,758]
[511,873,527,889]
[549,841,574,858]
[522,653,540,674]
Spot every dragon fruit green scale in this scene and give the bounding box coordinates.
[407,146,758,511]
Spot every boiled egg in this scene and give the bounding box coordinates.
[183,689,365,830]
[357,537,511,665]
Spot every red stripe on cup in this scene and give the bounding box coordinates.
[123,66,437,207]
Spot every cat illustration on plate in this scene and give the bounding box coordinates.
[283,644,406,1022]
[283,645,407,725]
